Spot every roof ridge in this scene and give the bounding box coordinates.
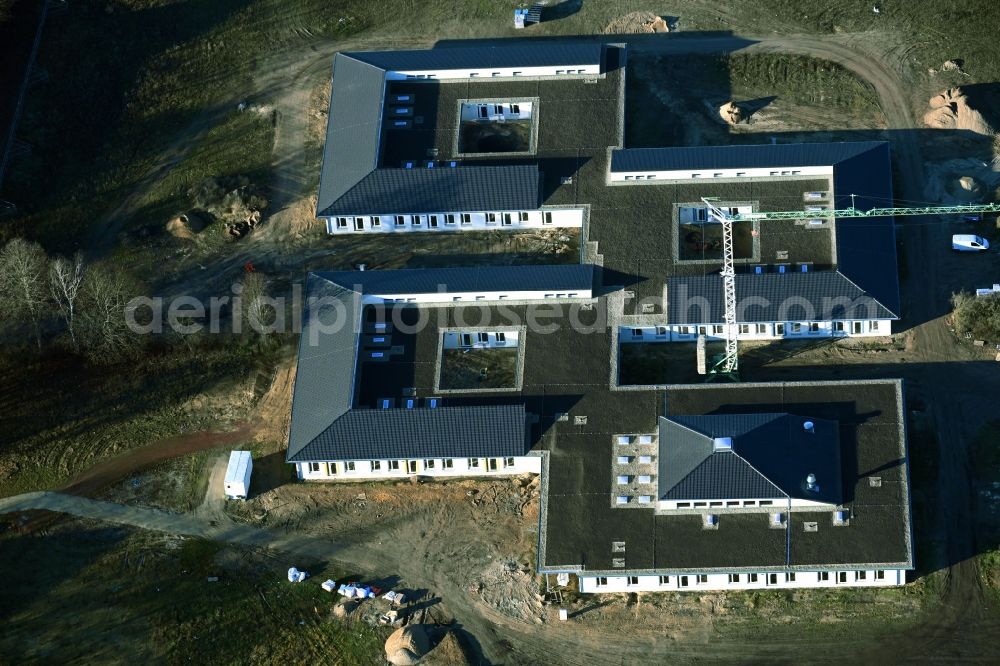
[727,446,789,499]
[833,269,900,319]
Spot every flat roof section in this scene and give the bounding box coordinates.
[540,380,912,574]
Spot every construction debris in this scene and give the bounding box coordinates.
[186,176,267,239]
[719,101,748,125]
[604,11,670,34]
[385,625,431,666]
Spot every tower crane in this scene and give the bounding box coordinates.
[699,197,1000,381]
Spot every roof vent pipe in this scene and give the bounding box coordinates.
[806,473,819,493]
[803,421,815,433]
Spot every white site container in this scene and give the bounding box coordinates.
[224,450,252,499]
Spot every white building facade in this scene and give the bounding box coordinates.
[323,208,584,235]
[295,454,541,481]
[577,568,905,593]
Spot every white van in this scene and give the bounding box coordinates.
[952,234,990,251]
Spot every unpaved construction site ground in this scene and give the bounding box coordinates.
[5,4,1000,663]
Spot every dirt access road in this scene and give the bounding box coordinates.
[15,28,995,664]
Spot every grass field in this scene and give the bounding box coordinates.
[0,518,389,664]
[973,421,1000,600]
[440,347,519,390]
[0,343,278,499]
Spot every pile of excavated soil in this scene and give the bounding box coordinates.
[922,157,1000,204]
[423,630,471,666]
[924,87,996,135]
[385,625,431,666]
[948,175,983,201]
[719,101,747,125]
[604,11,669,34]
[472,558,546,624]
[166,213,206,239]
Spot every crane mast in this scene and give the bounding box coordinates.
[697,197,1000,381]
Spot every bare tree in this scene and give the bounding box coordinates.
[77,263,141,362]
[49,252,85,349]
[0,238,49,348]
[241,271,272,337]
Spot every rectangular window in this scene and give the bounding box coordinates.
[496,332,506,343]
[713,325,723,334]
[759,500,773,506]
[659,575,670,585]
[786,573,796,583]
[461,213,472,225]
[395,215,406,226]
[519,212,529,222]
[656,326,667,337]
[676,502,691,509]
[776,323,785,335]
[503,457,515,468]
[543,212,553,225]
[407,460,418,474]
[870,321,880,332]
[632,328,642,338]
[486,213,497,224]
[835,321,845,331]
[627,576,639,586]
[791,323,802,334]
[856,571,867,581]
[336,217,348,228]
[345,461,356,472]
[755,324,767,334]
[478,332,489,344]
[679,576,690,588]
[371,217,381,228]
[739,324,750,334]
[502,213,513,225]
[389,460,400,471]
[809,322,820,333]
[372,460,381,471]
[354,217,364,230]
[596,577,608,587]
[728,574,740,584]
[444,459,454,469]
[412,216,421,226]
[697,575,708,584]
[749,573,759,583]
[446,214,456,225]
[468,458,480,468]
[488,458,498,471]
[424,459,435,469]
[461,333,472,347]
[768,573,778,585]
[308,462,321,473]
[837,572,848,583]
[875,570,885,580]
[429,215,438,228]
